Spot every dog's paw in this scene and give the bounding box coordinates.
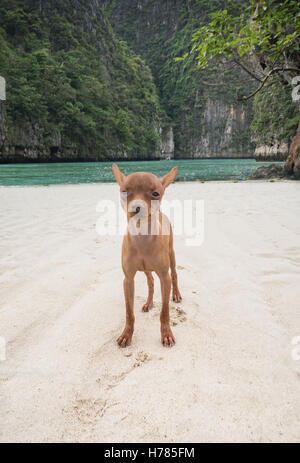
[117,329,133,348]
[172,288,182,303]
[142,301,153,312]
[161,326,175,347]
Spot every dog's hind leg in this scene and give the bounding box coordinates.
[158,270,175,346]
[170,230,182,303]
[142,271,154,312]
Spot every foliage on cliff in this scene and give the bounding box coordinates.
[102,0,254,156]
[187,0,300,150]
[251,77,299,145]
[0,0,162,160]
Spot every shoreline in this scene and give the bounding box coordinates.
[0,157,284,165]
[0,177,296,188]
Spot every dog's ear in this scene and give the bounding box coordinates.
[160,166,178,188]
[112,163,126,186]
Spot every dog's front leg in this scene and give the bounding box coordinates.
[158,271,175,347]
[117,273,135,347]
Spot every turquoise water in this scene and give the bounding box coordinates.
[0,159,284,186]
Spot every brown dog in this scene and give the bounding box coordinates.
[112,164,182,347]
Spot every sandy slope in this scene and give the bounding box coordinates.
[0,181,300,443]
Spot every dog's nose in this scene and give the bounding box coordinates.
[129,199,147,217]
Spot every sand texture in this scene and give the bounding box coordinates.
[0,181,300,442]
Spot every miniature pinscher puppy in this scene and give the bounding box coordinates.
[112,164,182,347]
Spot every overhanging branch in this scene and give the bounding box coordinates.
[237,66,300,101]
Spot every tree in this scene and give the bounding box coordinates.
[178,0,300,101]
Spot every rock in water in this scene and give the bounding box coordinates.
[251,164,284,179]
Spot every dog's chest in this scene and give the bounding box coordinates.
[128,235,168,272]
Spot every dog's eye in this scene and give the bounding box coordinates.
[152,192,160,197]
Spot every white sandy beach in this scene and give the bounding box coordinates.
[0,180,300,443]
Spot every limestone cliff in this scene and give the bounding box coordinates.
[0,101,8,156]
[179,99,251,158]
[254,142,289,162]
[2,0,296,163]
[0,0,166,162]
[101,0,254,159]
[251,77,299,162]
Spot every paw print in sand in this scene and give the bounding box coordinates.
[133,351,151,367]
[170,306,187,326]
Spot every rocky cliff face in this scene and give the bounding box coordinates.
[101,0,254,159]
[251,77,299,162]
[178,99,251,158]
[0,101,8,157]
[254,142,289,162]
[159,127,174,159]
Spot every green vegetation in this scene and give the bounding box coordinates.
[103,0,254,157]
[158,1,253,154]
[0,0,162,159]
[183,0,300,146]
[1,0,298,161]
[190,0,300,83]
[251,77,299,144]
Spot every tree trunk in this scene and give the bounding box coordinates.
[285,122,300,179]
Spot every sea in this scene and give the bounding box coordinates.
[0,159,284,186]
